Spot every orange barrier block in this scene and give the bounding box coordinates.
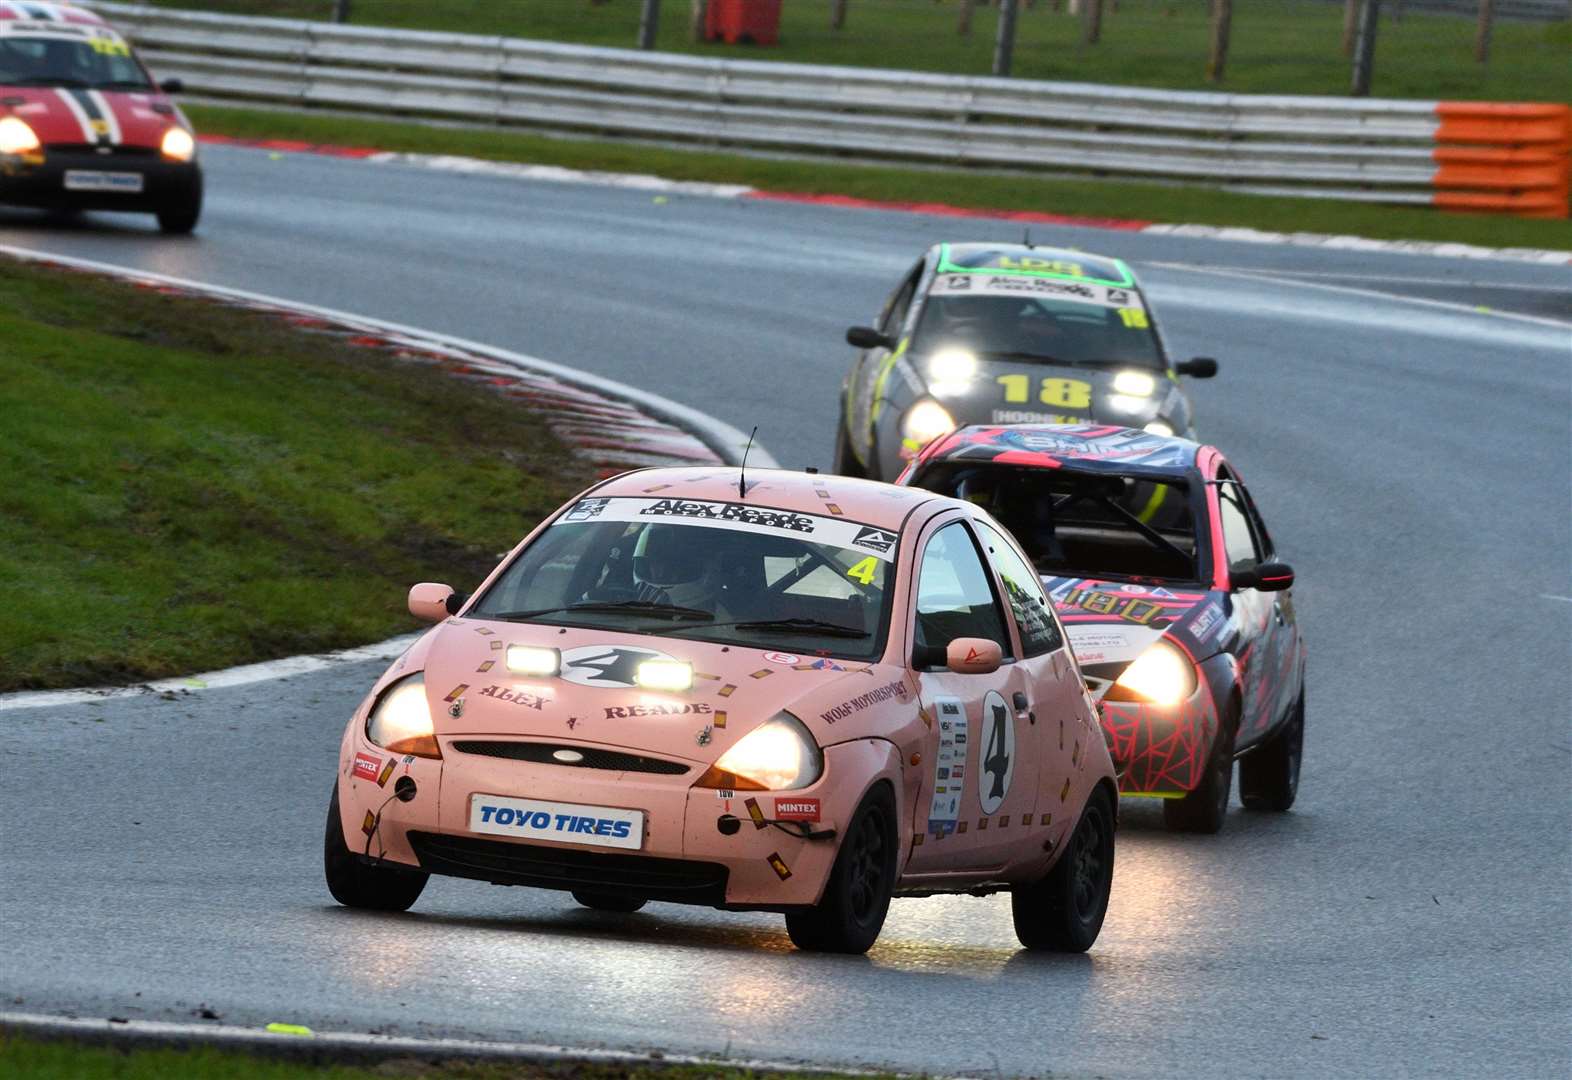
[1433,102,1571,218]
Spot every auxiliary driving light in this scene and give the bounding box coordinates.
[636,659,693,692]
[902,399,957,445]
[1143,420,1176,437]
[506,644,560,677]
[1112,370,1158,397]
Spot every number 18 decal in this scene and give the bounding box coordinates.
[978,689,1015,814]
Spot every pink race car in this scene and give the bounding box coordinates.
[326,466,1118,953]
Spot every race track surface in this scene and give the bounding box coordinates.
[3,147,1570,1078]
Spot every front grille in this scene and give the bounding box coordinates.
[407,832,728,905]
[47,144,159,158]
[452,740,691,775]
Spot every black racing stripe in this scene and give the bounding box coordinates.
[67,87,110,145]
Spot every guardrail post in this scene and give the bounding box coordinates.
[638,0,662,50]
[1474,0,1494,62]
[831,0,849,30]
[1350,0,1380,96]
[689,0,708,42]
[993,0,1020,76]
[1206,0,1232,83]
[331,0,351,23]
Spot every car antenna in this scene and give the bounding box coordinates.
[738,426,757,499]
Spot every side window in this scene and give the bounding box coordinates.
[879,262,923,337]
[1215,469,1261,574]
[977,522,1063,657]
[1237,484,1275,560]
[915,522,1012,661]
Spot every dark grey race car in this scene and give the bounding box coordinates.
[833,242,1219,481]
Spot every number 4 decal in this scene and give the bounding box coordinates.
[978,689,1015,814]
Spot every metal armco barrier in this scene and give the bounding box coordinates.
[87,1,1571,217]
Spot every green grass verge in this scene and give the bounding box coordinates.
[0,1033,859,1080]
[0,258,593,692]
[188,103,1572,251]
[148,0,1571,103]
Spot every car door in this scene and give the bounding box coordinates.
[1212,464,1278,743]
[904,517,1040,875]
[849,259,923,457]
[974,519,1085,841]
[1235,477,1301,738]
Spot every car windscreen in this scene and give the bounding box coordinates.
[914,464,1199,583]
[0,35,150,90]
[468,497,900,660]
[914,281,1164,370]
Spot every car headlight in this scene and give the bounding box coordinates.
[365,673,442,758]
[1112,370,1158,397]
[1107,640,1196,706]
[1143,420,1176,437]
[902,399,956,445]
[696,712,823,791]
[0,116,41,155]
[160,126,196,162]
[927,348,978,396]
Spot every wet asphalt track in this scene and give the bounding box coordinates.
[2,146,1570,1078]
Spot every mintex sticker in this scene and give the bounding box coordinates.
[351,752,381,782]
[469,795,643,850]
[926,697,967,837]
[929,272,1139,309]
[774,797,821,823]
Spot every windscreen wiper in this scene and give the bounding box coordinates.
[489,601,715,622]
[12,76,90,87]
[724,617,869,638]
[91,80,153,91]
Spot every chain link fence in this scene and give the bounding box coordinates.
[143,0,1569,102]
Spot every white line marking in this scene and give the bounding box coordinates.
[1139,222,1571,267]
[1175,265,1572,294]
[1144,260,1572,331]
[0,634,421,713]
[366,151,753,198]
[1541,594,1572,603]
[0,1012,880,1076]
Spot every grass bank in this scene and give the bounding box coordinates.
[0,1033,856,1080]
[147,0,1571,103]
[0,258,592,692]
[189,103,1572,251]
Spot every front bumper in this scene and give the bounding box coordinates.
[1099,678,1221,796]
[0,148,200,211]
[339,735,893,910]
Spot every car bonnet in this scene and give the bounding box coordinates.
[1,84,181,148]
[406,619,916,764]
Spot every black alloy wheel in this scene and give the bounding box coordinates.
[323,782,428,912]
[785,784,896,954]
[1240,688,1304,812]
[1011,785,1116,952]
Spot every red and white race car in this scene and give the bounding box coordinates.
[0,2,201,232]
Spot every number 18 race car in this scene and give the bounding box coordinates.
[835,242,1218,481]
[898,424,1306,833]
[327,467,1119,953]
[0,3,201,232]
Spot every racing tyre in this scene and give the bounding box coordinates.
[832,410,868,480]
[1239,689,1303,812]
[157,178,203,235]
[1163,711,1236,834]
[571,890,647,913]
[323,782,428,911]
[1011,785,1115,952]
[784,784,896,954]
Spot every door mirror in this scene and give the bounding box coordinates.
[408,582,456,622]
[946,637,1003,675]
[158,77,184,94]
[1233,562,1294,592]
[1175,356,1218,378]
[846,325,895,351]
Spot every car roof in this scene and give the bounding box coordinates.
[934,242,1135,289]
[0,3,108,28]
[590,467,950,534]
[917,424,1204,478]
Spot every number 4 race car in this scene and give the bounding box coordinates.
[834,242,1218,481]
[327,466,1119,953]
[0,3,201,233]
[898,424,1306,833]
